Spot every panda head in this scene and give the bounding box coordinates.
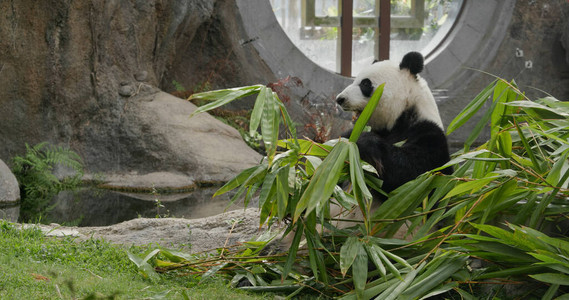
[336,52,443,131]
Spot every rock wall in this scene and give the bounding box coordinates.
[484,0,569,100]
[428,0,569,149]
[0,0,268,180]
[563,18,569,66]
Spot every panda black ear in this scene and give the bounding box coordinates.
[399,51,424,75]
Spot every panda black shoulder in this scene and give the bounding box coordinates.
[399,52,424,76]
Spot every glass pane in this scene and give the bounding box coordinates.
[315,0,339,17]
[354,0,375,17]
[352,27,377,75]
[390,0,464,63]
[271,0,338,73]
[392,0,413,16]
[270,0,464,77]
[352,0,463,75]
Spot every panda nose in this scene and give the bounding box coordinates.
[336,96,346,106]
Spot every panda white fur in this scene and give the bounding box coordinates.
[336,52,452,194]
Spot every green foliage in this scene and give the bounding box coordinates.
[130,78,569,298]
[11,142,84,222]
[172,80,187,93]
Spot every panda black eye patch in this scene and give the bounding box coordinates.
[359,78,373,97]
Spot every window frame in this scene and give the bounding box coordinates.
[302,0,433,76]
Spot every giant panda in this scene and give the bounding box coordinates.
[336,52,453,195]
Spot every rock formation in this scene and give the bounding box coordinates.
[24,208,267,254]
[0,159,19,222]
[0,0,268,182]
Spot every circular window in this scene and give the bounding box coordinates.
[270,0,464,76]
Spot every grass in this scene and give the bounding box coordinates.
[0,220,269,299]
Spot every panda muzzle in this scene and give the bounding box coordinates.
[336,96,347,107]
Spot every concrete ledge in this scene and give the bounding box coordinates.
[236,0,351,98]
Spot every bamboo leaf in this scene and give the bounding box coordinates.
[261,91,280,163]
[470,223,520,247]
[276,96,298,140]
[276,166,290,219]
[333,185,358,209]
[497,130,513,159]
[189,85,263,117]
[340,236,361,277]
[304,156,323,176]
[158,248,193,262]
[214,164,266,197]
[352,245,368,299]
[514,120,543,174]
[249,86,268,135]
[348,142,372,226]
[127,250,160,281]
[376,246,402,280]
[529,252,569,270]
[305,223,328,282]
[490,79,509,128]
[374,266,418,300]
[464,96,501,150]
[257,171,277,209]
[294,141,349,221]
[188,85,263,101]
[402,254,467,299]
[474,265,547,280]
[507,224,557,252]
[418,282,459,300]
[349,83,384,143]
[432,149,491,172]
[380,248,412,269]
[278,139,333,157]
[443,177,496,200]
[543,284,560,300]
[243,182,260,208]
[475,179,517,225]
[545,149,569,186]
[454,288,478,300]
[530,273,569,286]
[447,79,497,135]
[200,263,228,283]
[372,175,435,221]
[538,235,569,255]
[281,222,303,282]
[506,100,569,119]
[228,166,268,206]
[365,244,387,279]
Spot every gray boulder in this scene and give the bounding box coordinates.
[0,159,20,221]
[121,89,263,183]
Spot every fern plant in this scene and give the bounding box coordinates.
[12,142,84,222]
